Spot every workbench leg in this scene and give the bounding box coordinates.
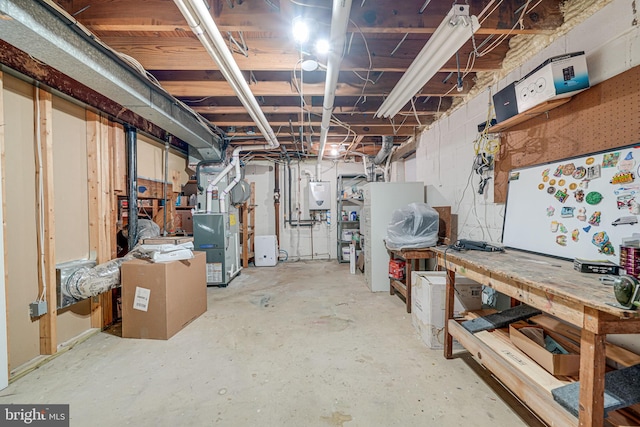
[443,268,455,359]
[405,259,414,313]
[389,253,395,295]
[578,313,606,427]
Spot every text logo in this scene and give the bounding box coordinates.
[0,405,68,426]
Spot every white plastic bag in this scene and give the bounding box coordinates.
[386,203,439,249]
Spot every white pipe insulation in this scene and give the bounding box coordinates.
[316,0,353,165]
[174,0,279,150]
[205,147,240,213]
[219,150,242,213]
[175,0,280,209]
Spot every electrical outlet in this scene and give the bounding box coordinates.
[29,300,48,317]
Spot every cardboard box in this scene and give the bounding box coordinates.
[176,210,193,233]
[141,236,194,245]
[509,323,580,376]
[121,251,207,340]
[515,51,589,113]
[411,272,482,349]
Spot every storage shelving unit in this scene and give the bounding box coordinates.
[175,179,198,234]
[336,174,367,263]
[239,182,256,268]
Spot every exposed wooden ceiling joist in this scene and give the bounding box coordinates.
[42,0,566,158]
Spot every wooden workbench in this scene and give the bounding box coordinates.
[431,246,640,427]
[386,246,435,313]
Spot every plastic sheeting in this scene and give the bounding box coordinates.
[385,202,439,249]
[137,218,161,241]
[62,219,170,302]
[64,255,135,300]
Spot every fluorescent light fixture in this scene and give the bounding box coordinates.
[375,5,479,119]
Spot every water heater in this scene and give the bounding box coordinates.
[308,181,331,211]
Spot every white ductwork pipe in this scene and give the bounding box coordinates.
[373,135,394,165]
[174,0,279,151]
[175,0,279,210]
[316,0,353,165]
[205,147,240,213]
[219,150,242,213]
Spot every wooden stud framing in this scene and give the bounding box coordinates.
[86,110,114,328]
[86,110,101,327]
[0,72,9,373]
[109,122,119,260]
[99,115,113,326]
[112,122,126,194]
[35,88,57,355]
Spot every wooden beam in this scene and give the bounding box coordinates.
[100,115,113,327]
[158,79,467,98]
[228,124,417,138]
[109,122,120,261]
[391,138,417,161]
[73,0,560,34]
[35,88,57,355]
[0,71,9,376]
[188,95,454,114]
[112,122,127,194]
[201,113,423,127]
[86,110,108,329]
[101,36,506,73]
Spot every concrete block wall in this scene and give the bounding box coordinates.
[413,0,640,352]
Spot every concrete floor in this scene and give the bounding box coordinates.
[0,261,544,426]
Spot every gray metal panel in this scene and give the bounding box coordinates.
[0,0,221,156]
[193,213,228,285]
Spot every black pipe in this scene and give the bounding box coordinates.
[274,162,280,245]
[288,158,293,225]
[125,125,138,251]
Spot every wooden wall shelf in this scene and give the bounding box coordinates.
[488,98,572,133]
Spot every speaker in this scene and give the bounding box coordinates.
[493,82,518,123]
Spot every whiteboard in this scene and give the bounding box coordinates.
[502,144,640,260]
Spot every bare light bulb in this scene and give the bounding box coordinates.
[292,18,309,44]
[315,39,331,55]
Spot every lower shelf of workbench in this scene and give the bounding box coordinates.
[448,319,577,426]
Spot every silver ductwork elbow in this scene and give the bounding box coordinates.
[373,136,394,165]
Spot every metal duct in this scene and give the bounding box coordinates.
[373,135,394,165]
[0,0,222,157]
[230,179,251,205]
[316,0,353,164]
